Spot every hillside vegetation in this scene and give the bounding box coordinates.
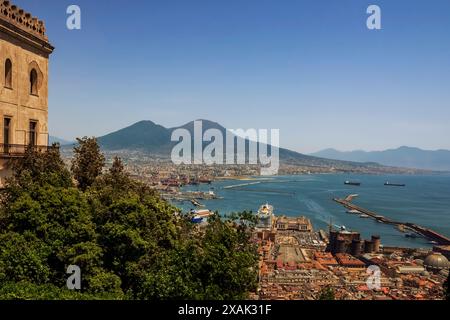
[0,138,258,300]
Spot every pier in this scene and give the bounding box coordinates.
[333,197,450,246]
[223,182,262,189]
[162,191,221,204]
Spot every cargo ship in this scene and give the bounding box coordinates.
[384,182,406,187]
[344,181,361,186]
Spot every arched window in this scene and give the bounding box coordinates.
[5,59,12,88]
[30,68,38,95]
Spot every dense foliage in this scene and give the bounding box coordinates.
[71,137,105,191]
[0,140,258,300]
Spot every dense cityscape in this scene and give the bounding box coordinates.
[251,205,448,300]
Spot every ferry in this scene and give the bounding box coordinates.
[345,181,361,186]
[190,209,214,223]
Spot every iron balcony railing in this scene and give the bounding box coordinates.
[0,143,59,158]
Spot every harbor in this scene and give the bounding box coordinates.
[177,174,450,249]
[333,196,450,246]
[162,190,222,207]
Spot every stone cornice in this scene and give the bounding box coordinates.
[0,0,53,54]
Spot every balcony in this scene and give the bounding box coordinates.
[0,143,59,158]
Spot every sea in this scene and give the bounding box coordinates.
[176,174,450,249]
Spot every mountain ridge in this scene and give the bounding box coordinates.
[310,147,450,171]
[60,119,437,173]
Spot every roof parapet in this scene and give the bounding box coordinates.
[1,0,48,41]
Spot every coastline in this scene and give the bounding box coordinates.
[179,173,450,249]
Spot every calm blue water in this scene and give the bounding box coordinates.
[177,174,450,249]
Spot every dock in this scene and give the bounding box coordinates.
[223,182,262,189]
[333,197,450,246]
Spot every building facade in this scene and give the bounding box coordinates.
[0,1,54,186]
[275,216,313,232]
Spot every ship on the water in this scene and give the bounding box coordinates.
[385,181,406,187]
[256,203,274,229]
[344,181,361,186]
[190,209,214,223]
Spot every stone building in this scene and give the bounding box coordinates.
[275,216,313,232]
[0,1,54,186]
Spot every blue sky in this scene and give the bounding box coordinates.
[13,0,450,153]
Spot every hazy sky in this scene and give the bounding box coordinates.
[13,0,450,153]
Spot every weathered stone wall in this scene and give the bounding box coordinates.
[0,30,49,146]
[0,0,53,147]
[0,1,53,187]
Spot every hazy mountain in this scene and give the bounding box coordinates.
[93,119,401,172]
[49,136,72,146]
[310,146,450,171]
[99,120,171,152]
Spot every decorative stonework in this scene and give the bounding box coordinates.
[1,0,53,188]
[0,0,47,41]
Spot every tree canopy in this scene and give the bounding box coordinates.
[0,141,258,300]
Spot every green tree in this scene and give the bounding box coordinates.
[130,214,258,300]
[7,144,72,191]
[318,286,336,300]
[1,147,111,294]
[71,137,105,191]
[0,232,51,284]
[0,281,124,300]
[0,141,258,300]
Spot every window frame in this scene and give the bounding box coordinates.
[29,120,38,146]
[30,68,39,96]
[4,59,12,89]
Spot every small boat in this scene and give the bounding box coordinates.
[384,182,406,187]
[345,181,361,186]
[360,214,370,218]
[346,209,361,214]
